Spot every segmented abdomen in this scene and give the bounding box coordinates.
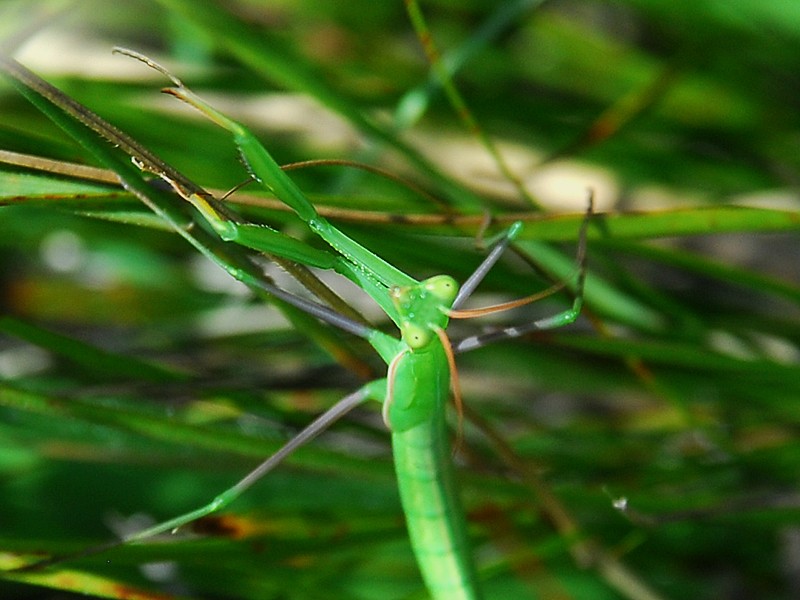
[392,413,481,600]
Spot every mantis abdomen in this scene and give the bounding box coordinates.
[393,420,480,600]
[390,341,481,600]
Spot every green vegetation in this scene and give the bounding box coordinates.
[0,1,799,599]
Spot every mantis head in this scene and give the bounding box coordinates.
[391,275,458,349]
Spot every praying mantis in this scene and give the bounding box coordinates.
[0,47,591,600]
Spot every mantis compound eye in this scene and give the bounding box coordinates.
[401,322,433,349]
[424,275,458,305]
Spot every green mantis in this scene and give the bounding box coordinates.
[0,49,590,600]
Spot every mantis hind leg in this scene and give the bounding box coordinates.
[14,381,384,573]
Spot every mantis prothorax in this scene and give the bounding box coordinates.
[0,49,591,600]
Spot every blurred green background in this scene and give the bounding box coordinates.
[1,0,800,599]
